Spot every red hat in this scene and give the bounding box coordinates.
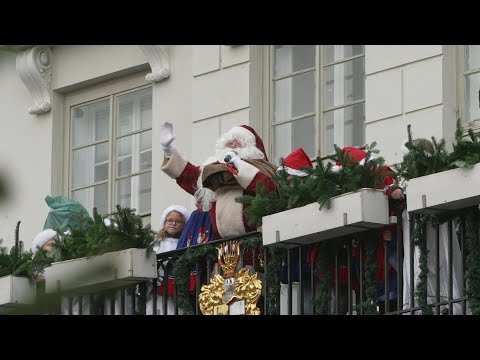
[332,146,396,186]
[227,125,269,161]
[277,148,313,177]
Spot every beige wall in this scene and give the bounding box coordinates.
[365,45,455,166]
[0,51,53,248]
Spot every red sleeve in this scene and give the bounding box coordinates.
[175,162,201,196]
[245,173,276,194]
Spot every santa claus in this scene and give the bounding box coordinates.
[160,122,277,239]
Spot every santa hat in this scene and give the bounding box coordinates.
[277,148,313,177]
[331,146,377,173]
[159,205,191,228]
[31,229,57,255]
[225,125,269,161]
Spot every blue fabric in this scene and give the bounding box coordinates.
[280,249,311,284]
[176,210,214,249]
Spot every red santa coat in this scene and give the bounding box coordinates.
[161,149,276,239]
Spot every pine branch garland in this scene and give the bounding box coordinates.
[265,246,282,315]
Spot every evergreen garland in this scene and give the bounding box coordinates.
[0,221,32,278]
[358,235,379,315]
[450,119,480,169]
[410,213,432,315]
[395,124,450,181]
[313,242,333,315]
[237,142,393,228]
[265,246,282,315]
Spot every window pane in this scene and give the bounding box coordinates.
[324,103,365,155]
[73,99,109,147]
[73,143,109,187]
[73,183,108,216]
[116,130,152,176]
[273,116,315,165]
[116,173,151,214]
[324,45,364,64]
[116,87,152,136]
[324,57,364,109]
[466,73,480,122]
[274,72,315,121]
[465,45,480,71]
[274,45,316,78]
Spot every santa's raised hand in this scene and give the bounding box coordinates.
[160,122,176,157]
[224,151,240,167]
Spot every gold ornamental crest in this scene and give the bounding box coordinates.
[198,241,262,315]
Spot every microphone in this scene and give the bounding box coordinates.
[224,151,238,163]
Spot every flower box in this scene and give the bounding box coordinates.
[0,275,36,307]
[262,188,389,246]
[407,162,480,214]
[45,248,157,294]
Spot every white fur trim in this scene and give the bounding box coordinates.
[32,229,57,255]
[215,186,245,237]
[277,166,308,177]
[233,159,260,189]
[161,148,188,179]
[160,205,190,228]
[331,165,342,173]
[226,126,255,143]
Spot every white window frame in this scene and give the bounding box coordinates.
[63,72,152,217]
[263,45,365,162]
[457,45,480,133]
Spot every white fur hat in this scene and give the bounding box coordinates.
[31,229,57,255]
[159,205,190,228]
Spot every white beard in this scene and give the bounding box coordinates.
[195,136,265,211]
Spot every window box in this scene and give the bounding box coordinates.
[262,188,389,246]
[0,275,36,307]
[407,162,480,214]
[45,248,157,294]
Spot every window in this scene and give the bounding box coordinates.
[268,45,365,164]
[66,80,152,216]
[458,45,480,127]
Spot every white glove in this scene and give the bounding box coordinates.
[160,122,176,157]
[224,151,240,167]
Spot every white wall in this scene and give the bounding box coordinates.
[365,45,451,166]
[0,51,53,248]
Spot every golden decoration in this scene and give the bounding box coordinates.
[198,241,262,315]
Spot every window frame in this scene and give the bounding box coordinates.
[263,45,365,163]
[457,45,480,133]
[63,72,152,217]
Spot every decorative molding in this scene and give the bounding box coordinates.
[138,45,170,83]
[16,46,52,115]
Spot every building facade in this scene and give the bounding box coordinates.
[0,45,476,249]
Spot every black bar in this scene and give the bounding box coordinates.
[448,219,453,315]
[334,254,339,315]
[299,246,304,315]
[78,296,83,316]
[396,210,403,314]
[152,278,158,315]
[195,262,201,315]
[384,235,389,314]
[120,289,125,315]
[409,216,415,315]
[162,262,168,315]
[359,240,363,316]
[131,286,136,315]
[347,242,352,315]
[460,217,467,315]
[110,291,115,315]
[287,248,292,315]
[68,296,73,315]
[435,224,440,315]
[310,246,316,315]
[263,246,268,315]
